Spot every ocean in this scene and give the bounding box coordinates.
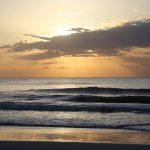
[0,78,150,131]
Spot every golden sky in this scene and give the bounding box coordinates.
[0,0,150,77]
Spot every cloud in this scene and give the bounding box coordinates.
[4,19,150,60]
[120,47,150,76]
[41,61,60,65]
[43,66,50,70]
[67,28,90,33]
[0,45,11,49]
[24,34,50,40]
[121,56,150,76]
[21,50,62,60]
[123,56,150,67]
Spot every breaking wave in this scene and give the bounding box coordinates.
[32,87,150,95]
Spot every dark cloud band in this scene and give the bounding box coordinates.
[2,19,150,60]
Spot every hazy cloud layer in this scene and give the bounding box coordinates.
[121,55,150,76]
[0,45,11,49]
[3,19,150,60]
[24,34,51,40]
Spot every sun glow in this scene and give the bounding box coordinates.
[55,27,72,36]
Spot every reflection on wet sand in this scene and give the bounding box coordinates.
[0,126,150,144]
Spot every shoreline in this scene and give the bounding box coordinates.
[0,122,150,132]
[0,126,150,145]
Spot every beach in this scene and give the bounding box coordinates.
[1,141,150,150]
[0,126,150,150]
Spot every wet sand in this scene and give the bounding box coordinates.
[0,126,150,150]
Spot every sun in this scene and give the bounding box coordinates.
[55,27,72,36]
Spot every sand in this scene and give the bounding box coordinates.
[0,141,150,150]
[0,126,150,150]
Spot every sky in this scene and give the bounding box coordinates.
[0,0,150,77]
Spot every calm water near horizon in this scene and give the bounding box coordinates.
[0,77,150,91]
[0,78,150,133]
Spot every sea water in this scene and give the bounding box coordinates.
[0,78,150,131]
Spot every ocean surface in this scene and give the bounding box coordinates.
[0,78,150,131]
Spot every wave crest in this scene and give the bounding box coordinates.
[33,87,150,95]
